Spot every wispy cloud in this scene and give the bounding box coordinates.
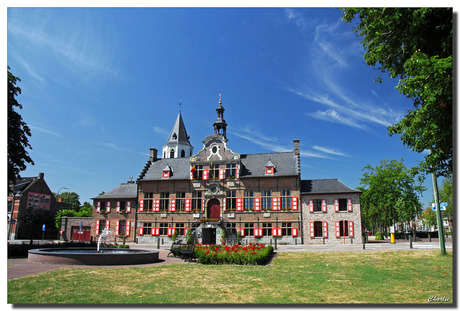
[230,127,331,159]
[309,109,369,130]
[29,124,63,137]
[101,142,147,157]
[8,15,119,80]
[153,126,170,136]
[11,54,45,84]
[313,145,350,157]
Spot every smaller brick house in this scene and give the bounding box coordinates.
[8,172,57,240]
[91,180,137,242]
[301,179,362,245]
[60,216,92,241]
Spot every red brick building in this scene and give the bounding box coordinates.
[92,96,362,245]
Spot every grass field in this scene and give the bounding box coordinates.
[8,250,453,304]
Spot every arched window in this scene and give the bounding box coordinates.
[170,149,175,158]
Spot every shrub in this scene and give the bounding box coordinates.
[193,243,274,265]
[375,232,384,240]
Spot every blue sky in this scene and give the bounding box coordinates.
[7,7,442,206]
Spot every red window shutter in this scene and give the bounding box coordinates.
[162,171,170,178]
[236,198,244,211]
[185,198,192,212]
[203,169,210,180]
[292,196,298,211]
[347,198,353,212]
[202,199,205,212]
[349,221,354,237]
[167,228,173,236]
[265,166,274,175]
[272,197,280,211]
[223,197,226,211]
[95,220,100,235]
[323,221,328,238]
[106,201,111,212]
[116,201,121,213]
[292,227,298,237]
[219,168,226,180]
[309,222,315,238]
[235,164,240,179]
[255,228,263,237]
[153,199,160,212]
[106,220,110,230]
[97,201,101,212]
[309,200,313,213]
[335,221,340,237]
[184,228,189,235]
[254,197,261,211]
[238,228,245,237]
[126,221,130,236]
[151,228,159,236]
[322,199,327,213]
[277,228,282,236]
[139,227,144,236]
[126,201,131,213]
[169,199,176,212]
[334,199,339,212]
[139,199,144,212]
[115,220,119,235]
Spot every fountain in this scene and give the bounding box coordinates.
[28,228,159,265]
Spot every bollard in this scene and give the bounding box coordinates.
[363,242,365,250]
[157,237,160,249]
[429,232,431,242]
[274,238,277,250]
[409,235,413,249]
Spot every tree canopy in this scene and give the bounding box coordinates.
[54,191,81,211]
[342,8,452,177]
[358,159,426,233]
[8,67,34,185]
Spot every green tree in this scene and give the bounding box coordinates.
[358,159,426,233]
[420,207,437,230]
[8,67,34,185]
[54,192,81,210]
[342,8,452,177]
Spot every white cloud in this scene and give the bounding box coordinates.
[29,124,63,137]
[313,145,351,157]
[153,126,170,136]
[101,142,147,157]
[309,110,369,130]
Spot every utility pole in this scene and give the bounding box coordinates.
[430,149,446,255]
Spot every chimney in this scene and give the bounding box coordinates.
[293,139,300,175]
[38,172,44,179]
[149,148,158,162]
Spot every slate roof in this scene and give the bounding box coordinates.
[140,158,191,181]
[11,177,38,193]
[240,152,299,178]
[92,182,137,200]
[164,110,192,147]
[301,179,361,194]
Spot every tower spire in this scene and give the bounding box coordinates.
[213,93,227,138]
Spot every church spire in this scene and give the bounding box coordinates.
[162,108,193,158]
[213,93,227,138]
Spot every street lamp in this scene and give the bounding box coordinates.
[57,187,70,202]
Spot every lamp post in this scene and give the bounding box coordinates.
[57,187,70,202]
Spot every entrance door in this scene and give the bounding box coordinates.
[207,199,221,219]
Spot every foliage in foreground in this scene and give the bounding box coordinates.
[8,250,452,304]
[194,243,274,265]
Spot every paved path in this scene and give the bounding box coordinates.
[8,239,452,280]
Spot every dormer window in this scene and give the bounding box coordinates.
[172,133,177,140]
[162,165,172,178]
[265,160,275,175]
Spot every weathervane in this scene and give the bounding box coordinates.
[179,99,182,111]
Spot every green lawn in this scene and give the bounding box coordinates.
[8,250,453,304]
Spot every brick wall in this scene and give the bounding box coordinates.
[302,193,362,245]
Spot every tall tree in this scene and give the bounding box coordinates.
[54,191,81,211]
[342,8,452,177]
[8,67,34,185]
[358,159,426,233]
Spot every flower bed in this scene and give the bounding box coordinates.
[193,243,274,265]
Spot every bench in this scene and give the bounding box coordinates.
[177,243,195,262]
[166,241,184,257]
